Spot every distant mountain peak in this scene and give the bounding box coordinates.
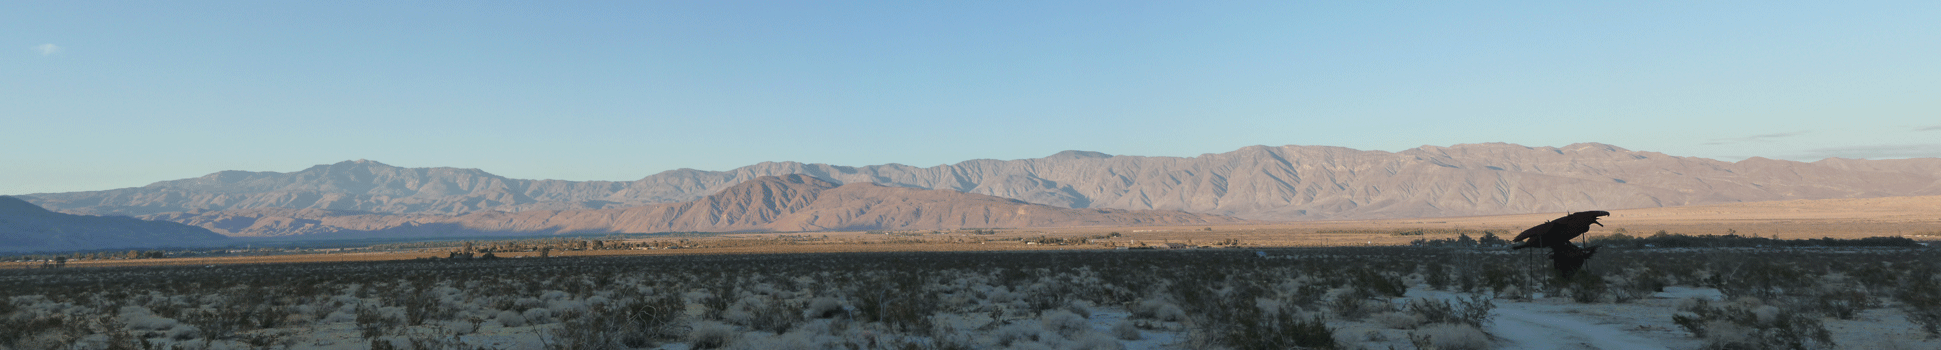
[2,195,228,252]
[729,174,842,189]
[318,159,389,167]
[1047,150,1112,159]
[0,196,54,216]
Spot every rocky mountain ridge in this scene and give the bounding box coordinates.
[22,143,1941,221]
[141,175,1241,237]
[0,196,230,252]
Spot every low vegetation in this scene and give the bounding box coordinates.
[1,241,1934,349]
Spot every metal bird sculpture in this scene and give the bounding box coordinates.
[1549,244,1600,279]
[1508,211,1612,278]
[1511,211,1610,250]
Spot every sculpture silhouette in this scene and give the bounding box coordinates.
[1548,244,1600,278]
[1509,211,1611,277]
[1511,211,1610,250]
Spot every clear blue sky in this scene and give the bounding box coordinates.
[6,1,1939,195]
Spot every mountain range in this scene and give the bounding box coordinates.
[23,143,1941,224]
[132,175,1239,237]
[0,196,229,252]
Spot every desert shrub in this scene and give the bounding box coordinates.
[699,289,732,320]
[1372,312,1424,329]
[994,322,1044,347]
[1326,290,1392,320]
[853,275,936,334]
[1173,275,1335,349]
[521,307,553,325]
[117,306,179,331]
[740,296,802,333]
[1407,323,1490,350]
[494,310,525,327]
[1352,269,1407,298]
[1423,263,1450,290]
[1065,332,1125,350]
[1129,299,1186,322]
[1465,262,1536,298]
[686,321,737,349]
[545,303,630,350]
[398,286,445,326]
[1671,298,1833,350]
[1040,309,1089,337]
[1065,299,1095,317]
[1563,271,1608,303]
[803,297,844,319]
[1110,319,1141,340]
[1404,296,1493,327]
[353,305,397,339]
[1908,309,1941,340]
[4,244,1931,350]
[1227,313,1335,349]
[0,312,74,349]
[1893,263,1941,338]
[617,293,686,347]
[1811,289,1876,320]
[1603,267,1665,303]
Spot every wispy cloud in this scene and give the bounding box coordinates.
[33,44,61,56]
[1701,131,1806,145]
[1916,125,1941,132]
[1790,144,1941,160]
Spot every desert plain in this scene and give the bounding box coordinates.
[4,196,1938,350]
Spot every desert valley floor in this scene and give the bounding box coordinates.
[5,196,1939,350]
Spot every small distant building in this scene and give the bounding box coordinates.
[1155,243,1191,250]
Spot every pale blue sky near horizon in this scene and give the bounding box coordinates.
[6,1,1939,195]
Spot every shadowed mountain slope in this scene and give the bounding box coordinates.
[24,143,1941,221]
[143,175,1241,237]
[0,196,230,252]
